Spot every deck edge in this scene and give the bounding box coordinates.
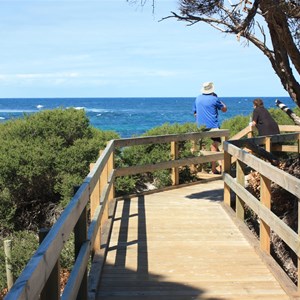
[221,202,300,300]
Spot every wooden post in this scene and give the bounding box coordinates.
[104,151,115,230]
[221,135,229,173]
[236,160,245,221]
[171,141,179,186]
[247,125,253,138]
[74,205,88,300]
[90,163,101,254]
[265,137,271,152]
[4,240,14,290]
[190,139,198,172]
[191,139,197,154]
[108,151,115,201]
[39,228,60,300]
[74,182,88,299]
[260,174,271,254]
[223,150,231,207]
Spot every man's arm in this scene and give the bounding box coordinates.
[221,101,227,112]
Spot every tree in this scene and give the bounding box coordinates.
[162,0,300,107]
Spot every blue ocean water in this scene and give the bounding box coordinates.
[0,97,295,138]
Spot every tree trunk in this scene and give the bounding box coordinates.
[259,0,300,106]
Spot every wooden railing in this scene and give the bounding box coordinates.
[223,131,300,294]
[231,124,300,140]
[4,129,229,300]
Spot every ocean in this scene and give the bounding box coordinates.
[0,97,295,138]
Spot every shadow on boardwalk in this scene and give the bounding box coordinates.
[95,183,290,300]
[96,194,223,300]
[185,188,223,202]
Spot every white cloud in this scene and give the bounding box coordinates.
[14,72,80,79]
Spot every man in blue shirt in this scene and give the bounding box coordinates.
[193,82,227,174]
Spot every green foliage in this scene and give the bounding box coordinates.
[0,231,38,292]
[0,189,16,233]
[221,115,250,138]
[118,122,201,167]
[179,166,198,184]
[142,122,200,136]
[60,233,75,270]
[115,176,138,196]
[0,231,79,293]
[115,123,203,194]
[152,170,172,188]
[0,108,119,233]
[268,107,300,125]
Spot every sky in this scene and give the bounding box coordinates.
[0,0,295,98]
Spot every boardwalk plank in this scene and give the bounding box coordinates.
[95,180,292,300]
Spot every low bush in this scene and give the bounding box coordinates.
[115,122,204,195]
[0,108,119,234]
[221,115,249,138]
[269,107,300,125]
[0,231,38,294]
[0,108,119,294]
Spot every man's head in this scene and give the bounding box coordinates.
[201,82,214,94]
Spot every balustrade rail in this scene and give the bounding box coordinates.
[4,129,229,300]
[223,130,300,292]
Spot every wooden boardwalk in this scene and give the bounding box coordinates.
[95,180,292,300]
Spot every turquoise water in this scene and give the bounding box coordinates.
[0,97,294,137]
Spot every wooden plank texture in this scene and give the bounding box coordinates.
[95,181,292,300]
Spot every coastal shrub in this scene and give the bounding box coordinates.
[0,231,38,293]
[118,122,202,166]
[114,175,138,195]
[60,232,75,271]
[220,115,249,138]
[115,122,203,194]
[152,170,172,188]
[269,107,300,125]
[0,230,77,294]
[0,108,119,233]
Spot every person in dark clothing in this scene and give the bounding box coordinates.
[250,98,280,136]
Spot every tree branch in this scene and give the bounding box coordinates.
[167,0,300,105]
[236,0,260,34]
[275,99,300,125]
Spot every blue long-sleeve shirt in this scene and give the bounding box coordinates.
[193,93,224,128]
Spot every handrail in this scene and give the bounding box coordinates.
[223,132,300,293]
[4,129,229,300]
[114,130,228,147]
[230,124,300,140]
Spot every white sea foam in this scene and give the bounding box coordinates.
[85,108,111,113]
[0,117,5,120]
[66,106,109,112]
[0,109,36,113]
[36,104,44,109]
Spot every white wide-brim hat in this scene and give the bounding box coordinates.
[201,82,214,94]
